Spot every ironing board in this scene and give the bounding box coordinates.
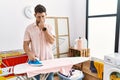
[14,57,89,79]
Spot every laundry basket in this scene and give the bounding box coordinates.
[57,69,84,80]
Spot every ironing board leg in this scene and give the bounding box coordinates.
[15,74,34,80]
[40,73,50,80]
[16,76,34,80]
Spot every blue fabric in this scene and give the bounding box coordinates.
[90,61,97,73]
[35,73,54,80]
[34,74,40,80]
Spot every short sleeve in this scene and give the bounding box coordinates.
[24,27,31,41]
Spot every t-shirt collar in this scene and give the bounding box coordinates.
[33,22,38,27]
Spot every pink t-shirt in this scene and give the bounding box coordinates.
[24,23,55,60]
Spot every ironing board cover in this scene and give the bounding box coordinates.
[14,57,89,77]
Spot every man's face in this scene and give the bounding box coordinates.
[34,12,46,25]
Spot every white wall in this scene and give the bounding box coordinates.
[70,0,86,46]
[0,0,86,51]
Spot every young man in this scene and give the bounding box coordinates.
[23,4,55,80]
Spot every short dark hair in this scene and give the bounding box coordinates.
[34,4,46,13]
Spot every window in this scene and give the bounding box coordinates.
[86,0,119,57]
[88,0,117,15]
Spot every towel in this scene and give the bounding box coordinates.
[110,74,116,80]
[0,76,7,80]
[0,60,2,74]
[110,74,120,80]
[94,61,104,79]
[116,78,120,80]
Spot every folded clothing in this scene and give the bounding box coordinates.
[69,69,84,80]
[58,69,84,80]
[90,61,97,73]
[28,59,43,67]
[94,61,104,80]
